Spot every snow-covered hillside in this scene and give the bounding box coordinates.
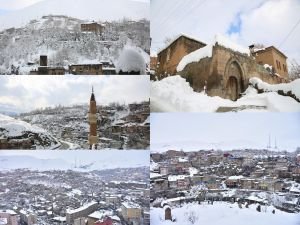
[151,76,300,112]
[0,155,148,171]
[0,0,149,30]
[151,202,299,225]
[0,114,60,149]
[0,15,150,74]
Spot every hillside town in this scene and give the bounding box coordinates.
[0,15,150,75]
[0,167,149,225]
[150,148,300,223]
[0,100,150,150]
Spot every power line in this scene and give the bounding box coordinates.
[279,16,300,48]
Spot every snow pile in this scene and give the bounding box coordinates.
[177,45,212,72]
[249,77,300,101]
[116,46,146,74]
[151,76,300,112]
[176,34,250,72]
[0,114,47,137]
[151,202,299,225]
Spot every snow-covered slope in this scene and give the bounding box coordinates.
[151,75,300,112]
[0,154,148,171]
[0,114,59,149]
[151,202,299,225]
[0,0,149,30]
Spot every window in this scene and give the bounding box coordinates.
[166,48,171,62]
[278,61,281,70]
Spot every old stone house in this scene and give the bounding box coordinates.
[69,63,103,75]
[250,45,288,78]
[156,34,206,77]
[81,22,104,35]
[157,34,289,101]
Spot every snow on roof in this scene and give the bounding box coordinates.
[66,201,97,214]
[122,202,140,209]
[214,34,250,56]
[53,216,66,222]
[168,175,187,182]
[178,157,188,162]
[176,34,249,72]
[227,175,244,180]
[88,210,112,219]
[177,44,212,72]
[150,172,162,179]
[157,33,206,55]
[0,210,17,215]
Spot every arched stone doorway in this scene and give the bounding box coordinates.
[225,76,238,101]
[224,60,244,101]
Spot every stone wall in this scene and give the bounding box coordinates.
[179,44,286,100]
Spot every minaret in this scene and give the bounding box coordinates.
[88,86,98,149]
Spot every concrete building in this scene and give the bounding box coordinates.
[0,210,18,225]
[19,210,37,225]
[66,202,98,225]
[121,202,141,224]
[156,34,206,76]
[88,87,98,149]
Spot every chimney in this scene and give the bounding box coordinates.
[40,55,47,67]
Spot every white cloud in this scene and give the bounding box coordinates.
[0,75,149,113]
[232,0,300,63]
[0,0,43,10]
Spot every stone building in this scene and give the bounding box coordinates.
[81,22,104,35]
[177,35,288,101]
[69,64,103,75]
[19,210,37,225]
[250,45,288,78]
[88,87,98,149]
[156,34,206,76]
[30,55,65,75]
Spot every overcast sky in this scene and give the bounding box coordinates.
[151,113,300,152]
[0,0,149,11]
[151,0,300,64]
[0,76,149,113]
[0,150,149,165]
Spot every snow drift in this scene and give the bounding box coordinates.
[151,76,300,112]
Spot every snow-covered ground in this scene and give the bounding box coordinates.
[151,76,300,112]
[151,202,300,225]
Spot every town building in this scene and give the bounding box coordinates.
[30,55,65,75]
[88,87,98,149]
[156,34,289,101]
[69,64,103,75]
[66,202,98,225]
[81,22,104,35]
[19,210,37,225]
[156,34,206,76]
[0,210,18,225]
[121,202,142,225]
[250,45,288,78]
